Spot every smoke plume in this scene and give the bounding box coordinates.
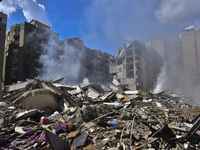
[36,30,85,85]
[153,36,200,105]
[155,0,200,26]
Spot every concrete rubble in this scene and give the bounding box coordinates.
[0,79,200,149]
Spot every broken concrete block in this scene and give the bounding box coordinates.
[15,89,60,114]
[124,90,139,95]
[87,87,100,99]
[112,79,120,86]
[0,102,9,109]
[82,78,90,86]
[15,109,39,121]
[109,83,118,91]
[116,93,124,99]
[5,81,29,92]
[100,92,113,101]
[15,126,26,134]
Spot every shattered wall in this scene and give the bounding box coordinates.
[109,40,163,91]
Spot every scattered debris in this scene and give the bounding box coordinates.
[0,79,200,149]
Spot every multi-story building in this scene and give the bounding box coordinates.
[89,49,111,84]
[59,37,90,84]
[0,12,7,100]
[109,40,163,91]
[181,27,200,86]
[4,19,111,86]
[60,37,111,84]
[145,39,165,60]
[3,20,59,85]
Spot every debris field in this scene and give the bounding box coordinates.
[0,79,200,150]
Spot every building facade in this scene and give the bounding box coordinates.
[109,40,163,91]
[60,37,112,84]
[181,27,200,86]
[3,20,59,85]
[0,12,7,100]
[0,12,7,78]
[89,49,111,84]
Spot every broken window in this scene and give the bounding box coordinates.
[127,71,134,78]
[0,17,2,22]
[126,56,133,63]
[117,67,122,72]
[135,48,141,56]
[136,85,141,90]
[110,58,116,64]
[127,64,134,70]
[135,56,141,61]
[117,57,123,65]
[126,49,133,56]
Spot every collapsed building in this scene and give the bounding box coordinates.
[1,14,200,150]
[109,40,163,91]
[2,19,165,92]
[0,79,200,149]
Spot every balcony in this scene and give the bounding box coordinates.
[11,39,19,45]
[13,32,19,37]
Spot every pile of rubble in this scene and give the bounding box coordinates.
[0,78,200,149]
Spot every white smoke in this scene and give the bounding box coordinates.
[36,31,85,85]
[0,0,50,25]
[153,65,167,94]
[155,0,200,26]
[152,37,200,105]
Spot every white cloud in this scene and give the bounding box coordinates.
[0,0,49,25]
[0,0,18,15]
[155,0,200,26]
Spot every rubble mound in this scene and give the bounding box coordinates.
[0,79,200,149]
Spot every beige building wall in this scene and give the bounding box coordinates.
[145,39,165,59]
[181,28,200,85]
[195,30,200,78]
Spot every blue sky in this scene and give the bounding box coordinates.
[1,0,200,54]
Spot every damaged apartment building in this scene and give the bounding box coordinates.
[59,37,112,84]
[109,40,163,91]
[3,20,111,86]
[3,20,59,85]
[181,27,200,86]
